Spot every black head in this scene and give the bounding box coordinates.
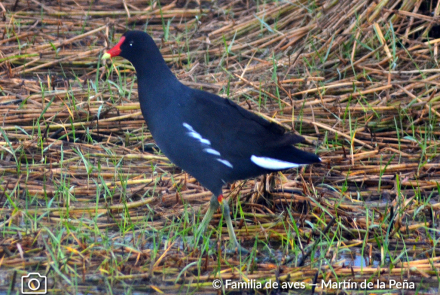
[103,30,162,66]
[102,30,178,86]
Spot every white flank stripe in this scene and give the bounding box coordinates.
[183,123,233,169]
[183,123,211,145]
[203,148,221,156]
[251,155,301,170]
[217,158,233,168]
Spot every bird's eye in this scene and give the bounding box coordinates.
[129,41,134,47]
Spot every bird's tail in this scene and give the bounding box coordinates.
[251,145,320,171]
[275,145,321,165]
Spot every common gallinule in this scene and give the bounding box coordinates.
[102,30,321,252]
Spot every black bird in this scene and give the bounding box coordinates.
[102,30,321,252]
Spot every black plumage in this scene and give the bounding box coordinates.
[103,30,320,252]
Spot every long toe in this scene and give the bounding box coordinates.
[221,198,249,254]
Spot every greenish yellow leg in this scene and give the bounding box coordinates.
[197,194,248,254]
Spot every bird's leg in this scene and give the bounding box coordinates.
[219,195,249,254]
[196,194,248,254]
[196,194,219,237]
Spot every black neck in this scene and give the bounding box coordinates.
[131,53,183,125]
[131,53,178,87]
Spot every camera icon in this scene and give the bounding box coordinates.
[21,273,47,294]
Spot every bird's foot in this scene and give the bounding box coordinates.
[221,196,249,255]
[227,244,249,255]
[196,194,249,255]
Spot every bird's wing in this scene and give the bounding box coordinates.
[177,89,319,180]
[184,89,305,154]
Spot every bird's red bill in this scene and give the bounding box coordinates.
[105,36,125,57]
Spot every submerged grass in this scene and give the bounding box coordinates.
[1,0,440,294]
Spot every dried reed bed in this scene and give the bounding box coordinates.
[1,0,440,293]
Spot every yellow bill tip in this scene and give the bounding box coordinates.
[102,52,111,60]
